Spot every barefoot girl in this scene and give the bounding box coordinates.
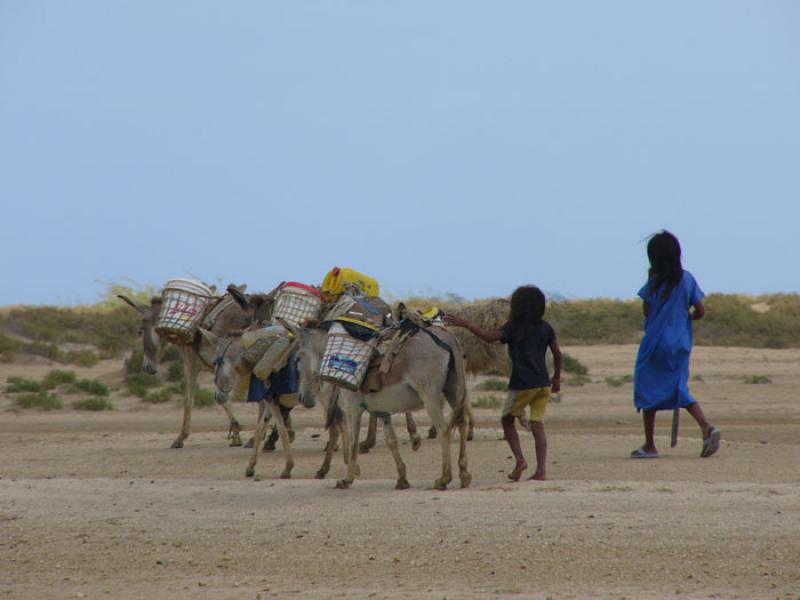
[445,285,561,481]
[632,231,720,459]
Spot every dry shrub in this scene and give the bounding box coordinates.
[446,298,511,375]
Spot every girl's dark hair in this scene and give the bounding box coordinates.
[505,285,546,341]
[647,230,683,299]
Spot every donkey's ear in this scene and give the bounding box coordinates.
[197,327,220,348]
[227,284,250,311]
[117,294,149,315]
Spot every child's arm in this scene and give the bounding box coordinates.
[691,300,705,321]
[443,314,503,343]
[549,337,562,393]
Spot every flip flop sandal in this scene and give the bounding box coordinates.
[701,427,721,458]
[630,447,659,459]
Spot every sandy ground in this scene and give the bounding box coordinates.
[1,345,799,600]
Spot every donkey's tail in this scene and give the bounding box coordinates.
[324,386,345,432]
[444,335,469,435]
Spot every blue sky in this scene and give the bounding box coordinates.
[1,1,798,305]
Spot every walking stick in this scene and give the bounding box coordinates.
[670,408,680,448]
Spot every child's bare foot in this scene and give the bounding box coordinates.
[508,460,528,481]
[527,470,546,481]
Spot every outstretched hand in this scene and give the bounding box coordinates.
[443,314,465,328]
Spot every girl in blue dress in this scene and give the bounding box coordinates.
[632,231,720,459]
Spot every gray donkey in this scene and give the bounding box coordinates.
[292,322,471,491]
[118,287,274,449]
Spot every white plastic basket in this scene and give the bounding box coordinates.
[272,282,323,327]
[320,323,374,391]
[155,278,215,345]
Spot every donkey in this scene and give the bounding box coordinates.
[202,326,350,480]
[293,322,471,491]
[118,287,272,449]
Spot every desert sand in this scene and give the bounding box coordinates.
[1,345,798,599]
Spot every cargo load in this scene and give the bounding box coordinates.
[320,267,379,300]
[323,294,392,332]
[155,278,217,345]
[320,322,376,391]
[272,282,324,327]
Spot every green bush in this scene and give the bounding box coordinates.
[5,377,44,393]
[476,378,507,392]
[0,332,18,361]
[73,397,114,411]
[0,305,140,357]
[162,346,181,362]
[743,375,771,384]
[605,375,633,388]
[193,387,215,408]
[166,361,184,382]
[472,395,502,409]
[124,349,145,374]
[43,369,76,390]
[126,371,160,398]
[16,391,63,410]
[72,378,110,397]
[562,352,588,375]
[143,387,174,404]
[566,374,591,387]
[64,349,99,367]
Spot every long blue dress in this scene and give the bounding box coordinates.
[633,270,704,412]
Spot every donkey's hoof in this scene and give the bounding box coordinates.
[396,477,410,490]
[229,433,243,447]
[410,435,422,452]
[335,479,352,490]
[434,478,449,490]
[170,439,184,449]
[358,442,372,454]
[243,437,255,449]
[315,469,328,480]
[427,427,437,439]
[245,466,255,478]
[280,470,292,480]
[460,473,472,489]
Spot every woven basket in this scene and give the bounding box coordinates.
[320,323,374,391]
[155,279,215,345]
[272,282,323,327]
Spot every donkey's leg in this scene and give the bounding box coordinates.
[457,418,472,488]
[427,395,453,490]
[359,413,378,453]
[246,402,270,478]
[286,411,296,444]
[336,403,363,490]
[405,412,422,451]
[219,399,243,447]
[245,401,267,449]
[383,416,410,490]
[269,400,294,479]
[316,417,339,479]
[465,403,475,442]
[172,349,197,449]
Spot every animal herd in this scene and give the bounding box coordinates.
[118,284,485,491]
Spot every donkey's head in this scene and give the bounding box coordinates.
[197,327,245,405]
[118,294,165,375]
[291,323,329,405]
